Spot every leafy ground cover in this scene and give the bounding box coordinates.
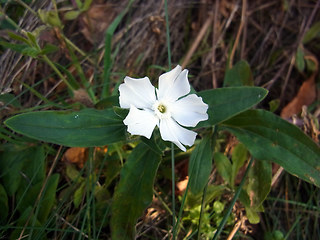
[0,0,319,239]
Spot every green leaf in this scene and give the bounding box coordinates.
[295,45,305,72]
[64,10,81,20]
[268,99,280,113]
[82,0,93,11]
[7,31,31,45]
[214,152,232,186]
[40,43,59,55]
[0,93,21,108]
[55,62,80,90]
[111,143,161,240]
[186,185,225,208]
[38,9,63,28]
[66,164,84,182]
[303,21,320,44]
[22,145,46,184]
[9,206,43,240]
[37,173,59,223]
[246,159,271,208]
[5,108,126,147]
[104,153,122,187]
[197,87,268,127]
[74,181,85,208]
[21,46,40,57]
[0,41,36,56]
[0,184,8,223]
[239,190,262,224]
[188,136,213,195]
[17,174,59,223]
[224,60,253,87]
[222,109,320,187]
[231,143,248,188]
[26,31,38,48]
[0,146,35,196]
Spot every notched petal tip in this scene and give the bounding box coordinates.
[119,76,156,109]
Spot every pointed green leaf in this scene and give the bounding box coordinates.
[10,206,43,240]
[82,0,93,11]
[214,152,232,186]
[246,159,271,208]
[64,10,81,20]
[0,41,31,54]
[0,146,40,196]
[231,143,248,188]
[186,185,225,208]
[239,189,263,224]
[26,31,38,48]
[188,136,213,194]
[22,146,46,184]
[17,174,59,223]
[74,181,85,208]
[303,21,320,44]
[7,31,31,45]
[222,109,320,187]
[197,87,268,127]
[0,93,21,108]
[104,154,122,188]
[5,108,126,147]
[37,173,59,223]
[40,43,59,55]
[295,45,305,72]
[111,143,161,240]
[224,60,253,87]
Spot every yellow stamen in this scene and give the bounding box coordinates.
[157,104,166,113]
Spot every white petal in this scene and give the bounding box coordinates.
[158,66,191,101]
[123,105,158,139]
[159,118,197,152]
[119,76,156,109]
[171,94,209,127]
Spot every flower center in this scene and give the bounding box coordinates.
[157,104,166,113]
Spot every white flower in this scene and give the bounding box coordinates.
[119,65,208,151]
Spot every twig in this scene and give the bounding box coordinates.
[181,15,213,69]
[211,0,220,89]
[54,213,89,239]
[226,220,242,240]
[229,0,247,68]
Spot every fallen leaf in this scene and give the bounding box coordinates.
[63,147,88,168]
[176,176,189,195]
[73,88,94,107]
[281,56,318,119]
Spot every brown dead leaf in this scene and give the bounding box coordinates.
[176,176,189,195]
[63,147,88,168]
[73,88,94,107]
[281,56,318,119]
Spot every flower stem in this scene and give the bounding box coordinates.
[197,183,208,239]
[42,55,75,91]
[171,143,176,240]
[164,0,175,237]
